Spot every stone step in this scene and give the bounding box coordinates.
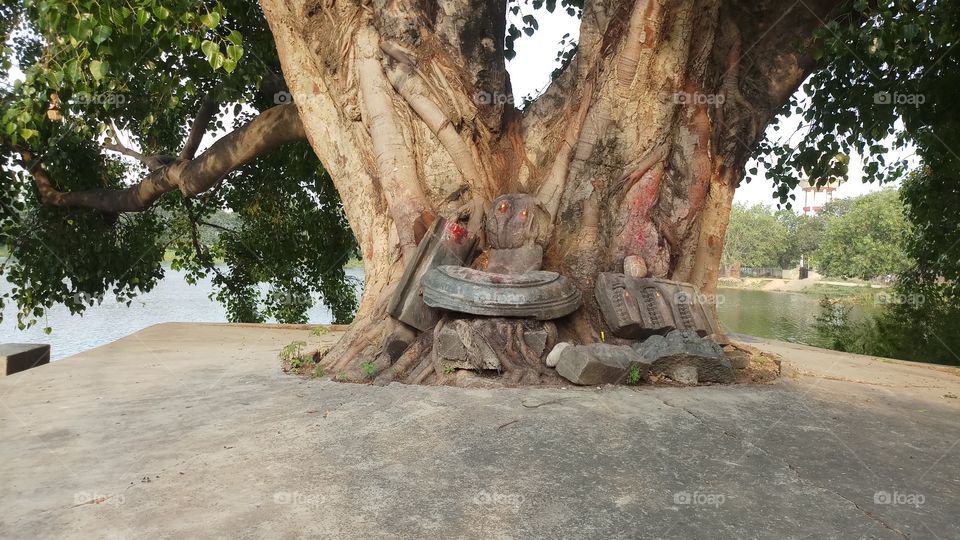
[0,343,51,377]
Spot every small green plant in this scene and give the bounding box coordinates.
[310,326,330,337]
[312,365,326,378]
[625,365,643,385]
[360,361,377,379]
[442,365,456,375]
[281,340,307,364]
[335,371,348,382]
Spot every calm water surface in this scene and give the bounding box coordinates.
[0,267,364,359]
[716,287,876,345]
[2,272,859,360]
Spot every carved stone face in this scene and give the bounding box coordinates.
[485,194,541,250]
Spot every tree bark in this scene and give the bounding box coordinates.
[256,0,843,382]
[28,0,844,384]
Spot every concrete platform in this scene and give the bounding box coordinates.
[1,323,959,539]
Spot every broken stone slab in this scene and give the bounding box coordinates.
[421,265,582,320]
[0,343,50,377]
[633,330,733,384]
[554,343,650,386]
[435,320,501,371]
[388,218,479,331]
[434,318,555,372]
[595,273,721,339]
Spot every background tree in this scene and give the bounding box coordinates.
[3,0,959,379]
[721,204,787,270]
[774,209,823,269]
[813,189,909,279]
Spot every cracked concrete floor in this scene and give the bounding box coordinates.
[1,323,959,539]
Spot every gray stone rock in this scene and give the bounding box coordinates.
[555,343,650,386]
[667,364,699,384]
[435,321,500,371]
[595,273,721,339]
[545,342,571,368]
[522,326,550,358]
[388,218,478,331]
[633,330,733,384]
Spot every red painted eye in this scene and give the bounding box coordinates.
[498,201,510,214]
[519,208,529,219]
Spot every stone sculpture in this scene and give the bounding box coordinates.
[420,194,581,320]
[594,272,720,339]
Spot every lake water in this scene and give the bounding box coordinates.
[1,271,847,360]
[0,267,364,359]
[716,288,825,344]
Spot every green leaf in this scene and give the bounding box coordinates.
[201,40,219,63]
[200,12,221,29]
[89,59,109,80]
[226,44,244,62]
[92,25,112,45]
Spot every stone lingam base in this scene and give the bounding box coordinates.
[433,317,562,386]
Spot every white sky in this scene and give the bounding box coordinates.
[506,10,909,210]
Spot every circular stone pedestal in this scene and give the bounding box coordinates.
[421,265,582,320]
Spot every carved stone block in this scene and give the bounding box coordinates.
[595,273,721,339]
[388,218,478,331]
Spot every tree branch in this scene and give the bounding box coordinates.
[102,142,177,171]
[179,92,218,160]
[21,104,305,213]
[381,41,483,187]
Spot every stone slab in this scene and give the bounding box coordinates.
[0,323,959,538]
[0,343,50,376]
[388,218,478,331]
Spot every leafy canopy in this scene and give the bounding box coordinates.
[1,1,359,330]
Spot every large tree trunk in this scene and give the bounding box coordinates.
[260,0,841,383]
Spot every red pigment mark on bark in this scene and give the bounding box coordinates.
[641,0,661,49]
[447,222,467,243]
[622,164,663,257]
